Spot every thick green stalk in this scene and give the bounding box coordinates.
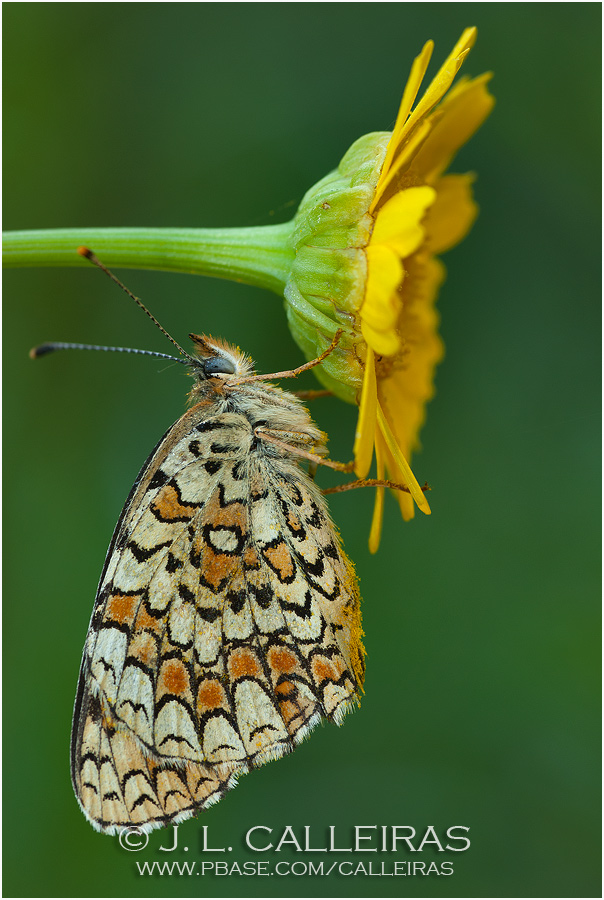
[2,225,296,296]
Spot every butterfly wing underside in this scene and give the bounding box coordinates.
[71,402,364,833]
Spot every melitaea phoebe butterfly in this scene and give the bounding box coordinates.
[32,249,375,834]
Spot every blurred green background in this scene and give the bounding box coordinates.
[3,3,600,898]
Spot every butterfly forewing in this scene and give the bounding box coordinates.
[71,342,364,834]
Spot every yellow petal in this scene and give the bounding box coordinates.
[396,487,416,521]
[368,433,386,553]
[377,401,431,515]
[396,27,477,150]
[425,174,478,254]
[375,40,434,201]
[361,319,401,357]
[380,437,416,521]
[371,186,436,258]
[410,28,477,123]
[371,119,432,211]
[353,346,377,478]
[365,243,403,294]
[362,245,402,330]
[378,28,476,199]
[361,244,403,355]
[412,73,495,181]
[376,257,445,460]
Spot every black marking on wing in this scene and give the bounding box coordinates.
[196,606,222,623]
[248,583,274,610]
[96,618,132,636]
[202,522,246,556]
[226,589,247,614]
[249,723,279,739]
[147,468,169,491]
[178,583,196,602]
[150,478,203,522]
[304,575,340,601]
[210,442,240,455]
[280,590,313,619]
[136,599,167,620]
[82,782,99,794]
[117,699,151,721]
[158,732,198,752]
[80,750,100,767]
[127,539,172,563]
[231,460,246,481]
[261,536,298,584]
[306,500,324,528]
[195,420,226,433]
[216,482,248,509]
[189,544,201,569]
[166,552,183,573]
[131,792,160,812]
[162,787,190,804]
[123,655,156,678]
[294,550,325,578]
[197,705,239,732]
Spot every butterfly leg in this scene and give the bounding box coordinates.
[256,429,430,497]
[248,330,345,383]
[293,389,333,400]
[255,428,354,473]
[323,479,431,496]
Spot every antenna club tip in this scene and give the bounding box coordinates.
[77,246,93,259]
[29,344,51,359]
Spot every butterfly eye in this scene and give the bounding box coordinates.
[202,356,237,376]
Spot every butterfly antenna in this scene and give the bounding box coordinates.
[76,246,197,365]
[29,341,190,365]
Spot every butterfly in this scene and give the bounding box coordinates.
[33,249,372,835]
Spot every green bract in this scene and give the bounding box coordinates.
[283,132,389,403]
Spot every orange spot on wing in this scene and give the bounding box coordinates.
[134,605,163,635]
[213,501,246,530]
[268,647,298,673]
[229,649,261,679]
[160,660,189,695]
[197,680,226,712]
[243,547,261,569]
[152,484,196,521]
[106,593,137,625]
[312,656,344,683]
[202,493,247,542]
[202,545,236,590]
[263,542,294,580]
[287,510,303,531]
[278,699,297,725]
[275,680,295,697]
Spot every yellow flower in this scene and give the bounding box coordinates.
[351,26,494,550]
[282,28,493,550]
[9,28,493,555]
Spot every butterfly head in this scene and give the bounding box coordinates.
[189,334,255,384]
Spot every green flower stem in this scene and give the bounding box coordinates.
[2,225,296,296]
